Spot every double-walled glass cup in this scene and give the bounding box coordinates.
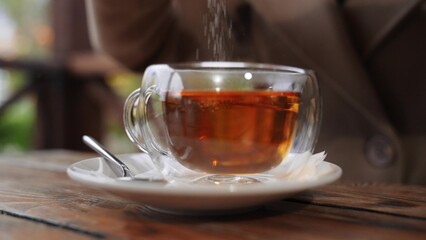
[124,62,321,184]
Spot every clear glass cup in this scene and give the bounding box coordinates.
[124,62,321,184]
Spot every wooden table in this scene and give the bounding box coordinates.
[0,150,425,239]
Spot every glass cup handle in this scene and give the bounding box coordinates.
[123,88,148,153]
[124,87,168,155]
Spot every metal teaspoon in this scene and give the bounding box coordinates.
[82,135,163,182]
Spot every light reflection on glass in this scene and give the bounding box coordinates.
[244,72,252,80]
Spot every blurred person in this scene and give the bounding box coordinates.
[85,0,426,184]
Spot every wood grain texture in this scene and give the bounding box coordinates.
[0,214,97,240]
[290,181,426,219]
[0,151,425,239]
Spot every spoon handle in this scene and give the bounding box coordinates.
[82,135,132,177]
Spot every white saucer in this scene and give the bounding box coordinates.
[67,153,342,214]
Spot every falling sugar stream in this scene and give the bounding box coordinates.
[203,0,233,61]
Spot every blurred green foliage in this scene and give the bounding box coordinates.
[0,98,35,152]
[0,70,35,153]
[0,0,140,153]
[0,0,51,58]
[0,0,48,153]
[107,73,140,98]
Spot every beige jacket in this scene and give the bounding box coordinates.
[86,0,426,184]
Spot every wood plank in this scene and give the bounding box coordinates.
[0,151,425,239]
[0,150,95,171]
[291,181,426,219]
[0,214,98,240]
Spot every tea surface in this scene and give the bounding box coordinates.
[164,91,300,174]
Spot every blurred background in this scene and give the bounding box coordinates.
[0,0,137,154]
